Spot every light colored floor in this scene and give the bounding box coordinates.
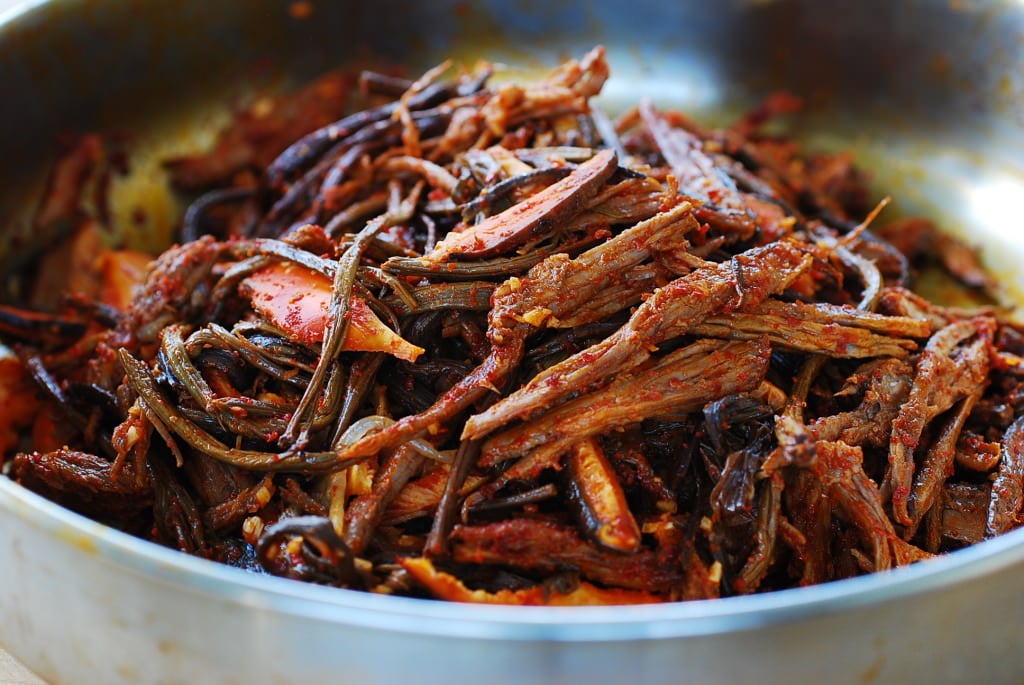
[0,649,44,685]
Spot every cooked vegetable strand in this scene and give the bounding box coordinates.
[4,48,1019,606]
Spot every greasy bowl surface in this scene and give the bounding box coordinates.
[1,0,1023,683]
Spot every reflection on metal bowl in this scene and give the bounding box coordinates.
[0,1,1023,683]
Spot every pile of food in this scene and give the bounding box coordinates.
[2,47,1020,605]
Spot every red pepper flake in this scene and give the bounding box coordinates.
[288,1,313,19]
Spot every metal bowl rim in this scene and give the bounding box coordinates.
[3,0,1024,649]
[5,475,1023,642]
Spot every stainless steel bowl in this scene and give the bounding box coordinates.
[1,1,1023,683]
